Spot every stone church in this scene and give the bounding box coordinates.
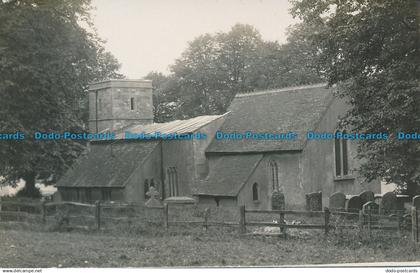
[57,79,380,209]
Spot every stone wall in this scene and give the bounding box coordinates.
[124,141,162,203]
[301,96,380,207]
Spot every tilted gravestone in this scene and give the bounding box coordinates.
[413,195,420,210]
[359,191,375,206]
[346,196,362,212]
[271,191,285,210]
[145,186,163,208]
[362,201,379,214]
[329,192,346,210]
[381,192,398,214]
[305,191,322,211]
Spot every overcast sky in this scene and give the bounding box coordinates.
[92,0,297,78]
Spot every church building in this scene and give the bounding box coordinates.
[57,79,380,209]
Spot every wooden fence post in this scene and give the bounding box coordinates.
[367,207,372,237]
[358,210,364,231]
[95,201,101,231]
[163,203,169,230]
[239,205,246,234]
[17,202,21,222]
[203,208,210,231]
[412,207,419,243]
[41,200,47,224]
[324,207,330,234]
[396,211,401,236]
[279,211,285,235]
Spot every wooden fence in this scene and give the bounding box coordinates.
[238,205,418,240]
[239,207,331,235]
[0,198,418,242]
[0,198,237,232]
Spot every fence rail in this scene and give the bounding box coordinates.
[239,205,413,238]
[0,199,235,232]
[0,198,418,242]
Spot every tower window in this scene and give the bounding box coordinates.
[335,130,349,177]
[130,97,135,110]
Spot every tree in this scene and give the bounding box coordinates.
[144,72,180,123]
[152,23,323,121]
[291,0,420,195]
[0,0,122,197]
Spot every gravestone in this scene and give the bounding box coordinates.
[271,191,285,210]
[362,201,379,214]
[145,187,163,208]
[346,196,362,212]
[359,191,375,205]
[413,195,420,210]
[305,192,322,211]
[396,195,410,210]
[329,192,346,210]
[381,192,398,214]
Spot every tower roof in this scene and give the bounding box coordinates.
[88,79,152,91]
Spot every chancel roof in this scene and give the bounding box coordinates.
[113,115,225,139]
[206,84,334,153]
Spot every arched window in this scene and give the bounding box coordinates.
[252,183,259,201]
[167,167,178,197]
[144,179,149,199]
[335,130,349,177]
[269,160,279,191]
[130,97,135,110]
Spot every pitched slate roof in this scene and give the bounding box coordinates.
[192,154,263,196]
[112,115,225,140]
[57,141,158,188]
[206,84,334,153]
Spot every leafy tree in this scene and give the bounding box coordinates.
[0,0,122,197]
[152,23,323,121]
[291,0,420,195]
[144,72,180,123]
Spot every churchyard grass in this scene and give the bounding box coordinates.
[0,225,418,267]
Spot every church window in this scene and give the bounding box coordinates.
[269,160,279,191]
[85,189,92,203]
[75,188,80,202]
[252,183,259,201]
[130,97,135,110]
[102,189,111,201]
[334,130,350,177]
[167,167,179,197]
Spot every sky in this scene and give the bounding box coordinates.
[91,0,297,78]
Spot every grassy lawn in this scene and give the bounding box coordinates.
[0,227,419,267]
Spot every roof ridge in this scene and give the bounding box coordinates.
[235,83,328,98]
